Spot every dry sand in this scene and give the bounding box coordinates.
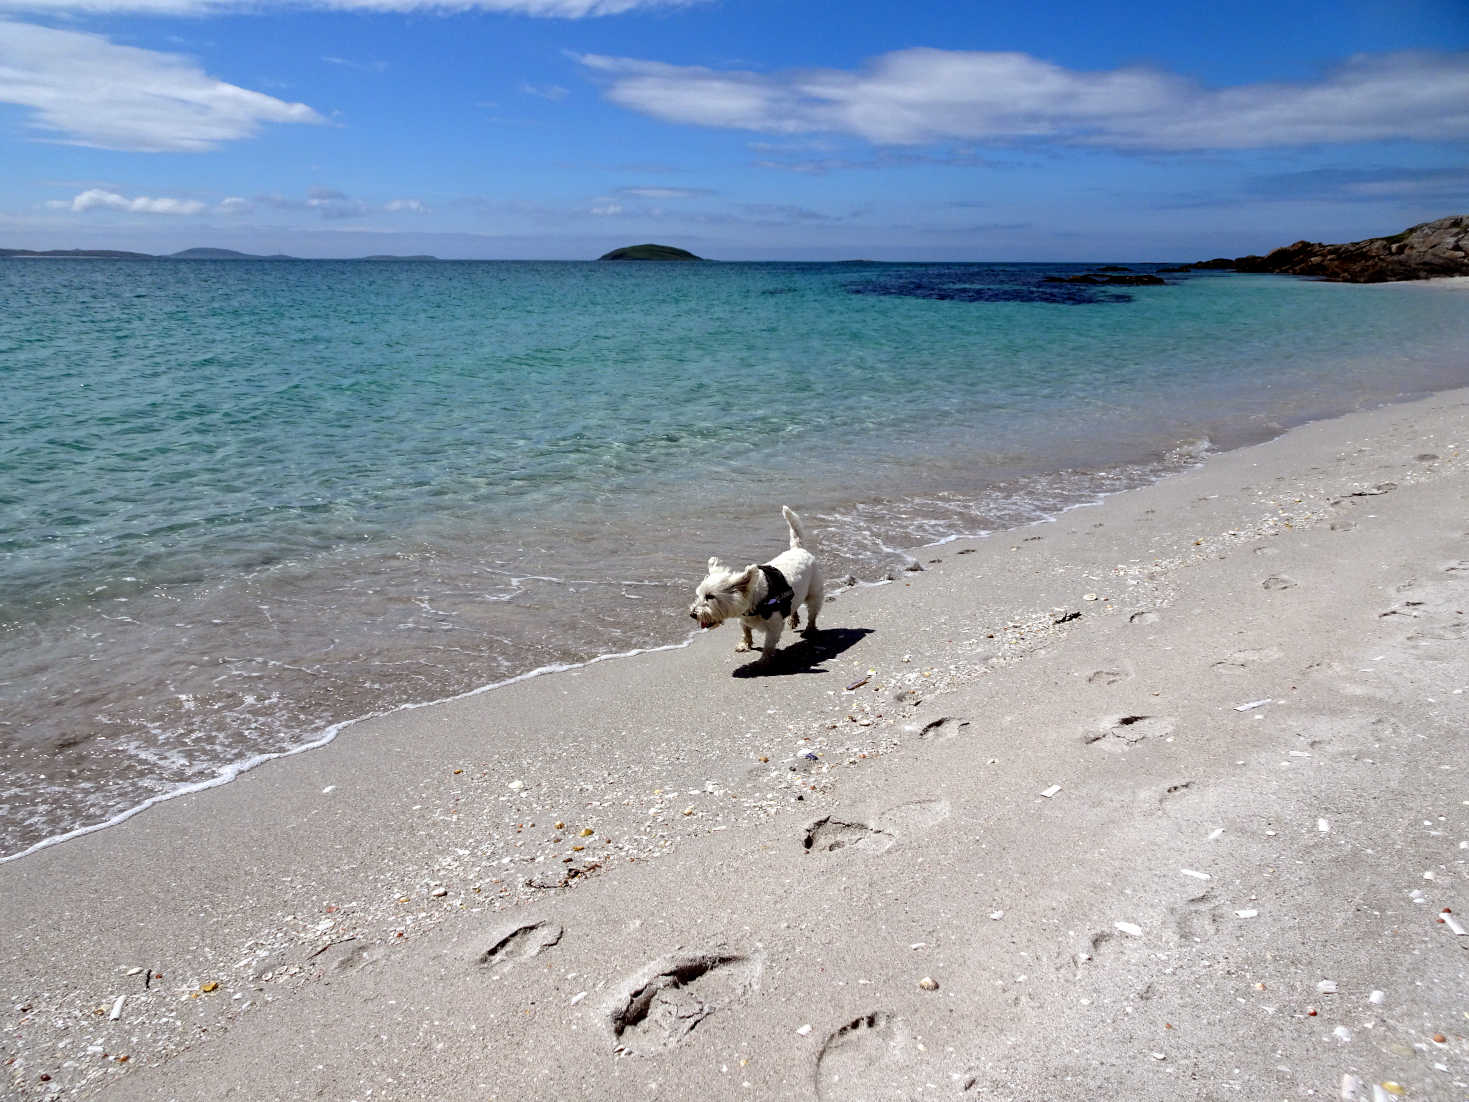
[3,386,1467,1101]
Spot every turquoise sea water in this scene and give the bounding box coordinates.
[2,258,1467,857]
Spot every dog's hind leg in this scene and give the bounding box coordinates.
[735,623,754,653]
[801,570,823,635]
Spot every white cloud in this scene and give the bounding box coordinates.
[576,48,1469,151]
[0,20,324,151]
[589,202,623,215]
[385,198,426,212]
[217,195,253,213]
[46,188,207,214]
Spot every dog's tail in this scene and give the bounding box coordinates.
[782,505,813,551]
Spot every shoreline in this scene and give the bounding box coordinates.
[1,356,1454,867]
[7,265,1469,864]
[3,383,1466,1098]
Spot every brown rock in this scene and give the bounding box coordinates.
[1229,215,1469,283]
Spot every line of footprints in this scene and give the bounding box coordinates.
[475,794,954,1097]
[468,554,1467,1092]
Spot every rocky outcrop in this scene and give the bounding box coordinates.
[597,243,703,261]
[1218,216,1469,283]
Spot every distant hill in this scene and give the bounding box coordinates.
[169,247,296,260]
[597,243,703,261]
[0,248,156,259]
[1,246,440,262]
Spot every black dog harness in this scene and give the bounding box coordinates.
[745,564,795,621]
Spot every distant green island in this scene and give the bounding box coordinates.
[597,243,704,261]
[0,247,439,261]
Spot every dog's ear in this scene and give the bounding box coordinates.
[733,565,758,591]
[707,556,723,573]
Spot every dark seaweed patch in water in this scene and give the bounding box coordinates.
[846,266,1132,305]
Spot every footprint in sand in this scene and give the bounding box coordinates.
[1292,713,1395,751]
[1157,780,1194,809]
[804,801,950,856]
[1379,600,1426,620]
[1169,890,1224,943]
[1332,482,1397,505]
[1210,646,1284,673]
[1262,575,1298,590]
[803,817,895,855]
[1129,610,1161,625]
[915,715,970,741]
[479,920,563,967]
[1083,714,1176,748]
[310,940,388,976]
[1379,586,1468,646]
[1407,619,1469,645]
[606,952,761,1054]
[1076,889,1222,961]
[875,799,951,835]
[814,1011,914,1102]
[1070,927,1114,968]
[1086,664,1133,686]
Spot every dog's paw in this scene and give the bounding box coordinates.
[734,640,751,653]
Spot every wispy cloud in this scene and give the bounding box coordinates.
[256,189,428,218]
[1154,164,1469,211]
[520,82,569,101]
[753,149,996,175]
[576,48,1469,151]
[1246,165,1469,204]
[737,202,838,223]
[322,54,388,72]
[615,186,713,199]
[0,20,323,151]
[0,0,696,13]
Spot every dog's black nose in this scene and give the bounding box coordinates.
[688,611,698,619]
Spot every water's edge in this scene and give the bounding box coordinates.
[0,385,1405,865]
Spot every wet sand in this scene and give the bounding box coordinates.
[2,384,1467,1101]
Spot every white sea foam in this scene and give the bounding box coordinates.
[0,639,692,865]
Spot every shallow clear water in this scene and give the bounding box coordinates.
[2,258,1466,857]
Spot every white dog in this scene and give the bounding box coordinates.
[688,506,824,661]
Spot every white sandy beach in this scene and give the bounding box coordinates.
[3,382,1467,1101]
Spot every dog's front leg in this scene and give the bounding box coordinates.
[735,622,754,652]
[760,618,784,658]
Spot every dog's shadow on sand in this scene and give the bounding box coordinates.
[730,627,873,679]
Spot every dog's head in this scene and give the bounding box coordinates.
[688,557,757,629]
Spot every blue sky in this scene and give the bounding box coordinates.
[1,0,1466,259]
